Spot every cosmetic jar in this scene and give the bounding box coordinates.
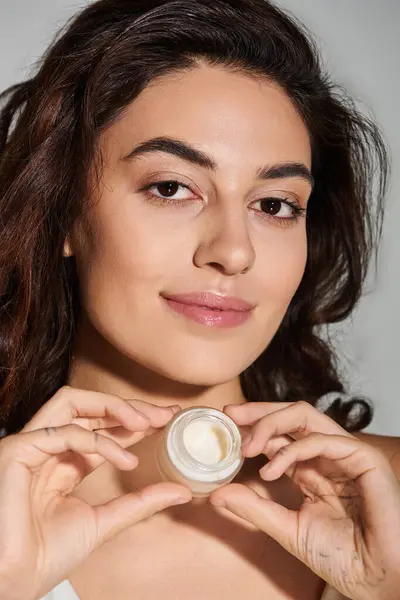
[156,406,244,497]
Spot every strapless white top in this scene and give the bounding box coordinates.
[40,578,350,599]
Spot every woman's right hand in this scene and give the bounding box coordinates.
[0,386,192,600]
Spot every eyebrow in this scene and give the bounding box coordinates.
[121,136,314,189]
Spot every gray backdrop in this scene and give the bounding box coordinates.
[0,1,398,434]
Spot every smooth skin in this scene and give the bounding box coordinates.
[1,63,399,600]
[0,387,192,600]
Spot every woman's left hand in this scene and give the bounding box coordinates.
[209,401,400,600]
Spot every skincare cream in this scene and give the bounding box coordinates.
[156,406,244,497]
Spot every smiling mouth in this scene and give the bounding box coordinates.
[160,291,255,312]
[160,292,255,329]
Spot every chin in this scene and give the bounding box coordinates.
[96,317,269,387]
[168,367,240,387]
[144,352,257,387]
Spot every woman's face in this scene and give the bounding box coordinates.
[67,64,313,386]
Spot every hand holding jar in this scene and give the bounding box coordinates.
[0,386,192,600]
[205,401,400,600]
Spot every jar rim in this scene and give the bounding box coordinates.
[164,406,243,480]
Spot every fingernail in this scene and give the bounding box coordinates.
[123,451,138,464]
[211,498,226,508]
[171,496,189,506]
[136,410,150,422]
[260,462,274,479]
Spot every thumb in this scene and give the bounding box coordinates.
[210,483,297,554]
[94,482,192,546]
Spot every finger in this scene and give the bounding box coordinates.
[83,425,159,455]
[2,425,139,474]
[210,483,297,555]
[74,401,180,433]
[123,400,181,428]
[259,433,371,480]
[21,386,180,433]
[240,430,334,506]
[235,401,352,458]
[94,482,192,547]
[224,401,295,425]
[258,433,400,524]
[85,402,181,451]
[21,387,149,433]
[258,434,294,473]
[74,426,163,473]
[225,400,347,432]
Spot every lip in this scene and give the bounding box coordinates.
[160,292,255,329]
[161,292,255,312]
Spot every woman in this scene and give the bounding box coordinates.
[0,0,399,599]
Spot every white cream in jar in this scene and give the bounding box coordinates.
[156,406,244,497]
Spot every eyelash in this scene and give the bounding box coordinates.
[138,179,306,226]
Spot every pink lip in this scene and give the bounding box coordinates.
[160,292,255,328]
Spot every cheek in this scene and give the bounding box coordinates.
[257,228,307,307]
[75,209,192,318]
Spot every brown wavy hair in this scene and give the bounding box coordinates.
[0,0,389,436]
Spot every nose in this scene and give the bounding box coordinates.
[193,205,256,276]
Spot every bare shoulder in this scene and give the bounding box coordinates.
[353,431,400,479]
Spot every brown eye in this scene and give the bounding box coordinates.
[260,199,286,216]
[140,179,193,202]
[250,196,306,225]
[155,181,181,198]
[256,198,296,219]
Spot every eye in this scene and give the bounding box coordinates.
[251,197,306,223]
[139,179,194,204]
[138,179,307,225]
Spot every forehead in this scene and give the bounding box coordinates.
[101,64,312,170]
